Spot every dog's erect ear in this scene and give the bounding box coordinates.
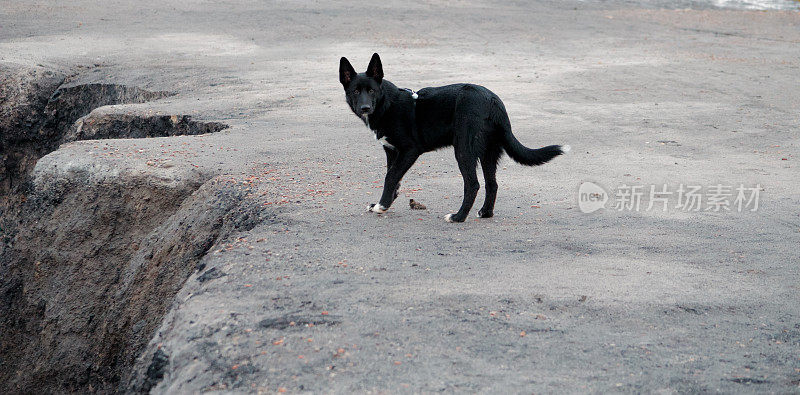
[339,57,356,86]
[365,53,383,83]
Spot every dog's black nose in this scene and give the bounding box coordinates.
[360,105,371,113]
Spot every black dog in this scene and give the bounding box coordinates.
[339,53,568,222]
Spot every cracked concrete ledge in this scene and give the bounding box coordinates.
[0,62,256,393]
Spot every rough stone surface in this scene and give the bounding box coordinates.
[1,157,272,392]
[1,1,799,393]
[64,113,228,144]
[0,66,233,392]
[0,64,66,193]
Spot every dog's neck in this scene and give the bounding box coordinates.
[363,80,410,134]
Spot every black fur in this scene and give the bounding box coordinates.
[339,53,567,222]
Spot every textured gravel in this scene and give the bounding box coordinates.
[0,0,798,393]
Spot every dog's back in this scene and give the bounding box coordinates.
[413,83,563,165]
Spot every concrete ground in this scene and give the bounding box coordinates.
[1,0,798,392]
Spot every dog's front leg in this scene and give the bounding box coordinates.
[384,146,401,201]
[369,149,419,213]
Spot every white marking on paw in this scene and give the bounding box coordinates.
[444,213,455,222]
[476,211,481,218]
[562,144,571,154]
[370,203,387,213]
[377,136,395,150]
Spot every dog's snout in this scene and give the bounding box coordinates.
[360,105,372,113]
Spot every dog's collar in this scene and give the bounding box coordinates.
[400,87,418,100]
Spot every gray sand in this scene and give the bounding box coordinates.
[1,0,798,393]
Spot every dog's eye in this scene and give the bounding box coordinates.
[354,89,359,94]
[369,89,374,94]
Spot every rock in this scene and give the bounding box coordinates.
[0,64,245,394]
[409,199,426,210]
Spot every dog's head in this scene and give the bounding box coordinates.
[339,53,383,118]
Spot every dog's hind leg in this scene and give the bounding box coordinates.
[445,147,480,223]
[477,146,501,218]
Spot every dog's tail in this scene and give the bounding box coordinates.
[502,127,569,166]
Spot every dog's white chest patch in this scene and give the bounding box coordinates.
[377,136,395,150]
[362,114,395,149]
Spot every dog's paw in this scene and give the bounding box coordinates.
[368,203,388,213]
[444,213,465,223]
[477,209,494,218]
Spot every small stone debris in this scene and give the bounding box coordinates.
[409,199,427,210]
